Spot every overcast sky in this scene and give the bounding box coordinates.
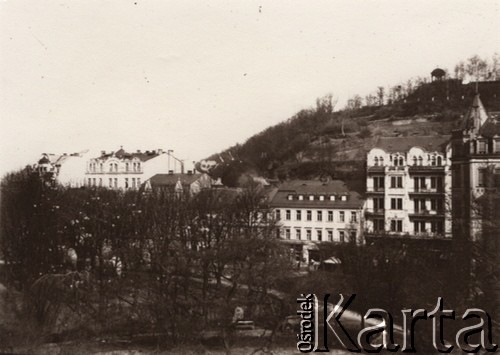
[1,0,499,176]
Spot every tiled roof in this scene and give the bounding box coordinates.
[269,180,364,209]
[149,173,202,186]
[373,135,450,153]
[462,94,489,131]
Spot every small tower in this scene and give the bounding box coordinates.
[431,68,446,82]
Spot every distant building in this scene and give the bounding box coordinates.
[431,68,446,81]
[85,147,183,190]
[36,150,90,187]
[269,180,365,263]
[451,93,500,241]
[144,172,218,195]
[365,135,452,240]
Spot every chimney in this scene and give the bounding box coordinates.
[101,150,106,156]
[158,149,163,154]
[136,150,141,153]
[187,170,193,175]
[168,170,174,175]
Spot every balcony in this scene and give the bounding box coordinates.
[367,166,385,173]
[409,166,446,174]
[365,208,385,216]
[366,187,385,194]
[409,187,444,196]
[409,210,445,218]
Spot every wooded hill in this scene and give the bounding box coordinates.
[206,78,500,189]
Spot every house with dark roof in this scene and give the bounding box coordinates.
[366,134,452,240]
[143,172,218,195]
[451,93,500,242]
[269,179,366,263]
[84,147,185,190]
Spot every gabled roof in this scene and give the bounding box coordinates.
[270,180,364,209]
[373,136,450,154]
[462,93,489,132]
[148,173,202,187]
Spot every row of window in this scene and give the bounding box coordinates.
[282,227,357,243]
[286,194,348,201]
[372,219,444,234]
[372,176,444,190]
[88,162,142,173]
[373,197,444,211]
[86,177,141,188]
[373,155,445,167]
[277,209,357,223]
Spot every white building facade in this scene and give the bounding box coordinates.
[269,180,365,263]
[365,136,452,239]
[36,151,90,188]
[85,148,184,190]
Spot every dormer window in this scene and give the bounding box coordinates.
[309,195,314,201]
[379,157,384,166]
[298,195,304,200]
[319,195,324,201]
[330,196,335,201]
[341,195,347,201]
[287,194,293,201]
[477,141,487,154]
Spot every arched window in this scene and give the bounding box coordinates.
[431,156,436,166]
[379,157,384,166]
[393,156,399,166]
[418,156,423,166]
[374,157,379,166]
[437,156,443,166]
[413,157,417,166]
[398,157,404,166]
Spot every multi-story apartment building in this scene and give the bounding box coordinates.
[451,93,500,242]
[36,150,90,187]
[365,136,452,239]
[85,147,184,190]
[269,180,365,263]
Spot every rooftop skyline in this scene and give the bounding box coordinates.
[1,0,499,176]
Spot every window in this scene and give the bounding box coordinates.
[319,195,324,201]
[495,139,500,153]
[390,176,403,188]
[350,212,357,223]
[430,156,436,166]
[374,197,384,210]
[374,157,379,166]
[414,198,426,212]
[275,210,281,220]
[306,229,312,241]
[317,230,322,241]
[339,211,345,222]
[317,210,322,221]
[339,231,345,243]
[349,231,357,243]
[328,211,333,222]
[285,228,291,239]
[100,163,103,172]
[87,178,91,186]
[306,210,312,221]
[125,163,129,172]
[309,195,314,201]
[437,156,443,166]
[414,221,426,233]
[285,210,291,220]
[430,199,443,212]
[114,178,118,188]
[341,195,347,201]
[287,194,293,201]
[430,176,443,190]
[374,219,384,232]
[329,195,335,201]
[295,228,301,240]
[298,195,304,200]
[478,168,486,187]
[390,220,403,232]
[132,178,136,188]
[391,198,403,210]
[412,157,418,166]
[296,210,302,221]
[137,178,141,186]
[125,178,129,189]
[431,221,444,234]
[414,177,426,190]
[327,230,333,242]
[373,176,384,190]
[109,178,112,187]
[477,141,487,154]
[99,178,102,187]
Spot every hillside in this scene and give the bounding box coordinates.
[204,80,500,189]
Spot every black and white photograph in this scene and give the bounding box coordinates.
[0,1,499,354]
